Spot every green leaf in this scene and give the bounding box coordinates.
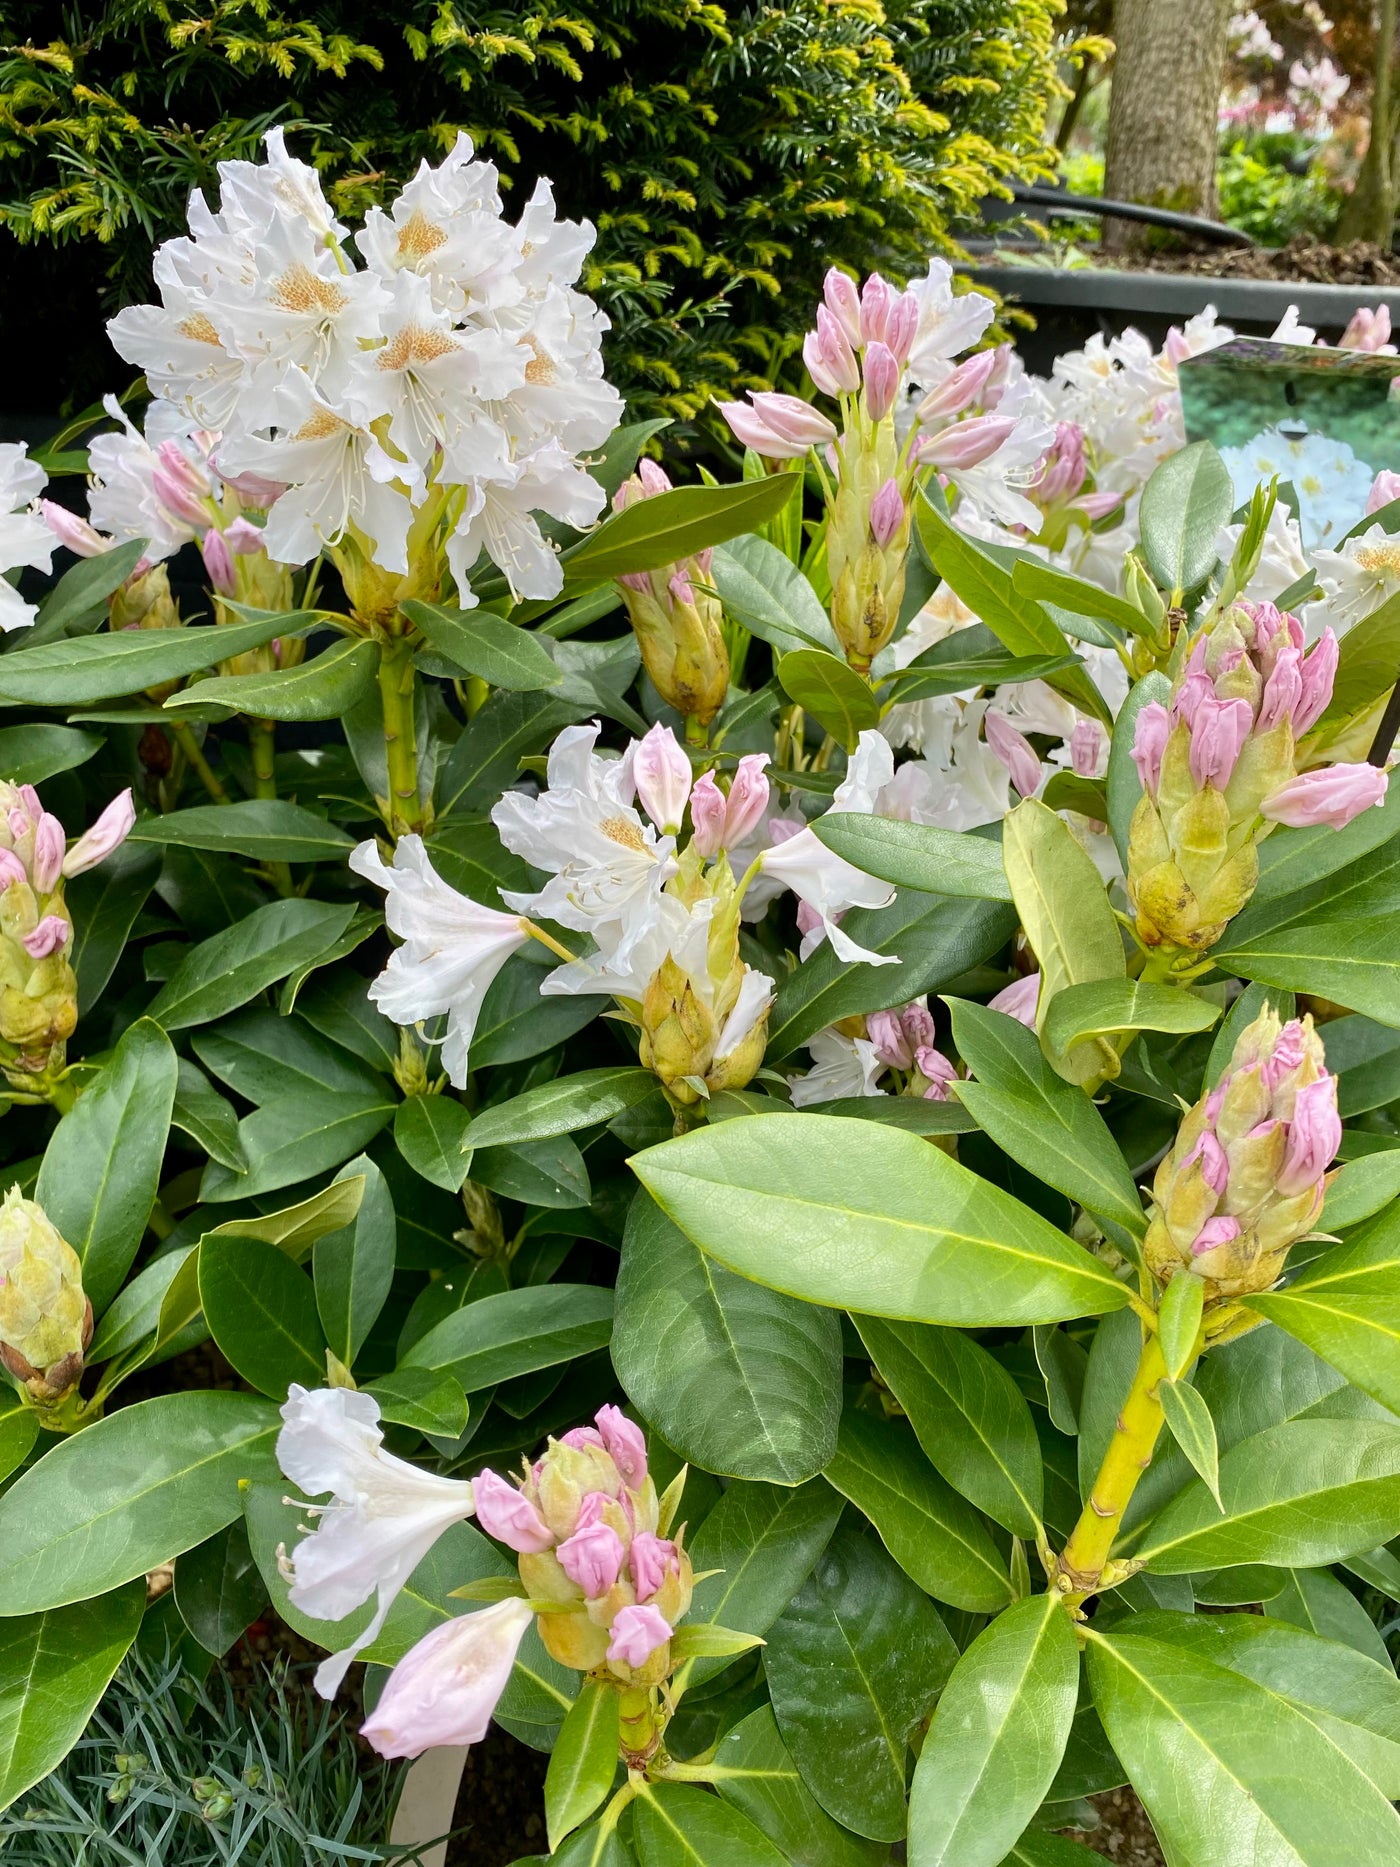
[1002,798,1125,1085]
[1253,781,1400,905]
[1158,1273,1204,1381]
[437,690,592,816]
[313,1155,396,1366]
[811,814,1013,902]
[907,1592,1079,1867]
[0,610,302,704]
[1086,1623,1400,1865]
[203,1173,367,1262]
[0,723,102,785]
[68,840,163,1015]
[855,1314,1044,1537]
[404,601,563,691]
[1321,587,1400,724]
[471,952,599,1068]
[35,1016,176,1315]
[0,1392,279,1613]
[403,1284,614,1391]
[173,1519,268,1658]
[166,637,381,721]
[824,1407,1013,1611]
[545,1679,619,1851]
[713,1705,885,1867]
[464,1068,657,1149]
[633,1782,787,1867]
[193,1007,385,1106]
[997,1837,1100,1867]
[172,1057,246,1173]
[1320,1149,1400,1232]
[631,1112,1131,1326]
[885,625,1075,703]
[0,1404,38,1487]
[765,1522,957,1842]
[767,889,1017,1060]
[395,1094,474,1192]
[1106,672,1171,866]
[1271,1567,1393,1669]
[1138,440,1234,596]
[0,1583,145,1814]
[473,1133,590,1210]
[1135,1419,1400,1573]
[612,1192,841,1485]
[709,533,841,655]
[945,999,1147,1241]
[682,1479,844,1691]
[776,649,881,748]
[559,476,799,592]
[198,1086,394,1202]
[1042,981,1221,1058]
[200,1234,326,1398]
[364,1367,470,1438]
[1204,979,1292,1089]
[127,799,355,863]
[27,538,147,641]
[1245,1209,1400,1413]
[1159,1379,1221,1507]
[1009,558,1150,639]
[148,898,357,1031]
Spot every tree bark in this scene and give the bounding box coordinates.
[1337,0,1398,247]
[1102,0,1235,250]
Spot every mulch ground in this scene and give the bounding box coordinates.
[1120,234,1400,287]
[1067,1788,1166,1865]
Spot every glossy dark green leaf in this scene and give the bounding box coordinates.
[200,1234,326,1398]
[313,1155,396,1366]
[1106,672,1171,866]
[612,1193,841,1484]
[1138,440,1234,595]
[1320,1150,1400,1232]
[395,1094,475,1192]
[472,1134,591,1208]
[855,1314,1044,1537]
[765,1522,957,1842]
[633,1781,787,1867]
[472,952,599,1068]
[35,1015,176,1314]
[127,799,354,862]
[193,1006,385,1106]
[27,538,147,641]
[404,600,563,691]
[1245,1209,1400,1416]
[364,1367,470,1438]
[1253,781,1400,905]
[713,1705,884,1867]
[559,475,799,591]
[465,1068,656,1149]
[812,814,1013,901]
[0,1403,38,1487]
[0,609,298,703]
[0,1392,280,1613]
[777,649,881,747]
[632,1113,1131,1326]
[403,1284,614,1391]
[171,1057,246,1173]
[173,1518,268,1657]
[148,898,357,1030]
[709,533,841,656]
[67,839,163,1015]
[824,1407,1012,1611]
[436,691,592,816]
[0,723,101,785]
[545,1679,619,1851]
[199,1085,394,1202]
[1270,1566,1392,1668]
[167,636,380,720]
[907,1592,1079,1867]
[0,1583,145,1814]
[1321,586,1400,723]
[1159,1379,1221,1508]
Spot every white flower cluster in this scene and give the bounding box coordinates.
[108,129,622,603]
[0,446,53,632]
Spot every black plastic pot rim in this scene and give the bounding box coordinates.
[967,263,1400,329]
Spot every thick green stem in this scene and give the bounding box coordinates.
[171,723,230,805]
[250,719,294,896]
[378,636,423,836]
[1059,1329,1168,1604]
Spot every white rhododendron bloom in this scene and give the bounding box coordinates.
[0,444,54,632]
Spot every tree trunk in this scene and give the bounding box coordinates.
[1337,0,1398,247]
[1102,0,1234,251]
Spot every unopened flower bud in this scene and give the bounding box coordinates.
[607,1603,672,1669]
[1342,305,1393,352]
[62,789,134,879]
[361,1599,534,1760]
[915,349,999,425]
[202,529,236,596]
[868,1009,913,1069]
[918,415,1017,472]
[557,1519,625,1597]
[989,972,1039,1027]
[1070,720,1104,778]
[985,710,1042,799]
[31,815,64,894]
[1260,763,1388,829]
[869,478,904,550]
[630,724,692,834]
[629,1532,677,1603]
[596,1404,647,1488]
[1367,467,1400,514]
[823,268,863,347]
[0,1187,91,1403]
[862,344,900,422]
[39,500,109,559]
[916,1045,957,1100]
[474,1469,553,1553]
[859,273,895,344]
[883,291,919,366]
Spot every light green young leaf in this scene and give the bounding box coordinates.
[1159,1379,1221,1508]
[812,814,1014,901]
[1041,980,1221,1058]
[777,649,881,748]
[1157,1273,1204,1381]
[545,1679,619,1852]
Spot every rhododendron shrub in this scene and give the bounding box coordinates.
[0,134,1397,1867]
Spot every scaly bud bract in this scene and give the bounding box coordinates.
[0,1187,90,1403]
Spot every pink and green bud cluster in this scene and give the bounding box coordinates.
[0,781,134,1080]
[1127,602,1387,952]
[866,1001,957,1100]
[0,1186,91,1404]
[1145,1006,1340,1297]
[474,1405,693,1686]
[613,461,729,725]
[1019,421,1122,548]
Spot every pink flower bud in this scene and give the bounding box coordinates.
[557,1519,626,1598]
[1293,630,1338,736]
[1191,1214,1242,1260]
[39,500,109,558]
[1164,328,1193,367]
[1032,423,1087,504]
[812,306,861,393]
[823,268,863,347]
[1188,694,1253,790]
[1278,1075,1341,1195]
[803,329,846,399]
[1341,305,1393,352]
[595,1404,647,1488]
[985,710,1042,799]
[224,515,266,556]
[0,850,25,891]
[750,392,839,449]
[617,570,650,593]
[1242,600,1304,661]
[151,465,210,530]
[901,1002,936,1050]
[1367,468,1400,515]
[724,754,770,847]
[361,1598,534,1760]
[1071,720,1103,778]
[720,397,835,460]
[862,344,900,423]
[202,529,236,596]
[631,723,692,833]
[61,788,135,879]
[1256,645,1303,734]
[1132,702,1170,795]
[883,291,919,366]
[1183,1131,1230,1195]
[869,478,904,550]
[606,1602,672,1668]
[914,349,999,424]
[22,914,69,959]
[1073,490,1125,521]
[1262,1020,1306,1091]
[918,415,1017,472]
[988,972,1040,1027]
[915,1045,957,1101]
[859,274,895,345]
[31,813,65,894]
[628,1532,677,1603]
[667,569,696,608]
[688,772,727,858]
[1260,763,1388,829]
[473,1469,554,1554]
[637,458,672,498]
[867,1009,913,1069]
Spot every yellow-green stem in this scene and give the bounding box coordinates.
[617,1685,664,1766]
[250,719,293,896]
[1059,1328,1168,1603]
[378,636,423,836]
[171,723,230,805]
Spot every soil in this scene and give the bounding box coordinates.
[1120,234,1400,287]
[1068,1788,1167,1866]
[447,1725,549,1866]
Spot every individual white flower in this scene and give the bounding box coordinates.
[0,444,54,633]
[1311,524,1400,634]
[218,125,350,245]
[905,259,997,382]
[83,397,214,562]
[356,133,522,316]
[447,443,605,603]
[1220,427,1373,552]
[877,698,1014,829]
[361,1598,534,1758]
[493,721,676,962]
[788,1026,886,1107]
[350,835,530,1087]
[276,1384,478,1697]
[756,732,899,966]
